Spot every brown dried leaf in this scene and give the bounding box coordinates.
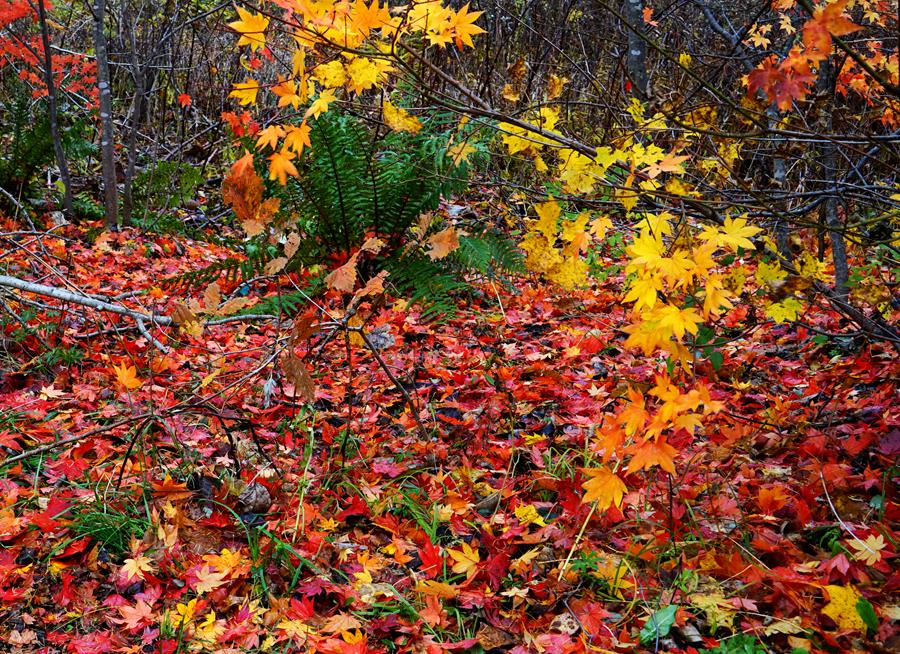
[282,353,315,402]
[427,227,460,260]
[218,296,257,316]
[324,256,358,293]
[237,482,272,514]
[284,232,302,259]
[264,257,288,275]
[170,303,198,326]
[291,313,318,343]
[320,613,363,634]
[202,282,221,314]
[241,219,264,237]
[353,270,388,302]
[359,236,385,254]
[476,624,515,650]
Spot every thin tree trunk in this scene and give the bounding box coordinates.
[92,0,118,228]
[122,63,146,226]
[767,106,792,262]
[622,0,649,99]
[818,60,849,297]
[36,0,73,217]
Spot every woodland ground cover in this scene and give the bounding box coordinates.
[0,0,898,653]
[0,203,897,653]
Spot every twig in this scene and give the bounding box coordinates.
[0,186,34,229]
[1,415,151,466]
[355,326,430,441]
[0,274,280,353]
[135,317,170,353]
[819,469,879,560]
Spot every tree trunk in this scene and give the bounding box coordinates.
[622,0,649,99]
[36,0,73,217]
[92,0,118,228]
[818,60,849,297]
[122,63,146,226]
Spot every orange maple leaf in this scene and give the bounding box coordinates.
[112,363,142,390]
[581,467,627,509]
[351,0,391,38]
[802,0,861,61]
[625,439,677,474]
[111,600,154,631]
[268,149,299,185]
[449,3,485,49]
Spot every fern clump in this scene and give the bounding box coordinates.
[179,110,522,318]
[0,88,93,210]
[0,94,56,202]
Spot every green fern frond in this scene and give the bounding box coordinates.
[163,248,272,290]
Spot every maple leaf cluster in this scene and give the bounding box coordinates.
[0,2,98,103]
[225,0,485,186]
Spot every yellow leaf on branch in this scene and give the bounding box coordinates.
[228,7,269,52]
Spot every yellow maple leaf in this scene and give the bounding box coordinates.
[847,533,886,566]
[719,216,762,251]
[821,585,865,632]
[514,504,547,527]
[691,592,736,630]
[448,542,480,577]
[624,274,662,311]
[313,60,347,88]
[658,304,703,339]
[765,297,803,324]
[534,199,561,240]
[121,554,154,580]
[268,150,299,185]
[581,467,627,510]
[626,231,664,268]
[756,260,787,286]
[447,141,476,167]
[174,598,198,626]
[113,363,142,390]
[228,7,269,52]
[345,57,380,94]
[383,101,422,133]
[702,275,734,318]
[229,78,260,106]
[305,89,337,119]
[448,3,485,48]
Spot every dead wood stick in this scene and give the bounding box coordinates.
[1,414,152,466]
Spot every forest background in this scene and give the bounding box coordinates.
[0,1,898,653]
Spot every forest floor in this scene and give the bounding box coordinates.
[0,211,898,654]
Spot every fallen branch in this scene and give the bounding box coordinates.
[0,274,279,353]
[0,273,172,324]
[1,414,151,467]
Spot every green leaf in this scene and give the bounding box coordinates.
[709,350,724,371]
[640,604,678,644]
[856,597,878,633]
